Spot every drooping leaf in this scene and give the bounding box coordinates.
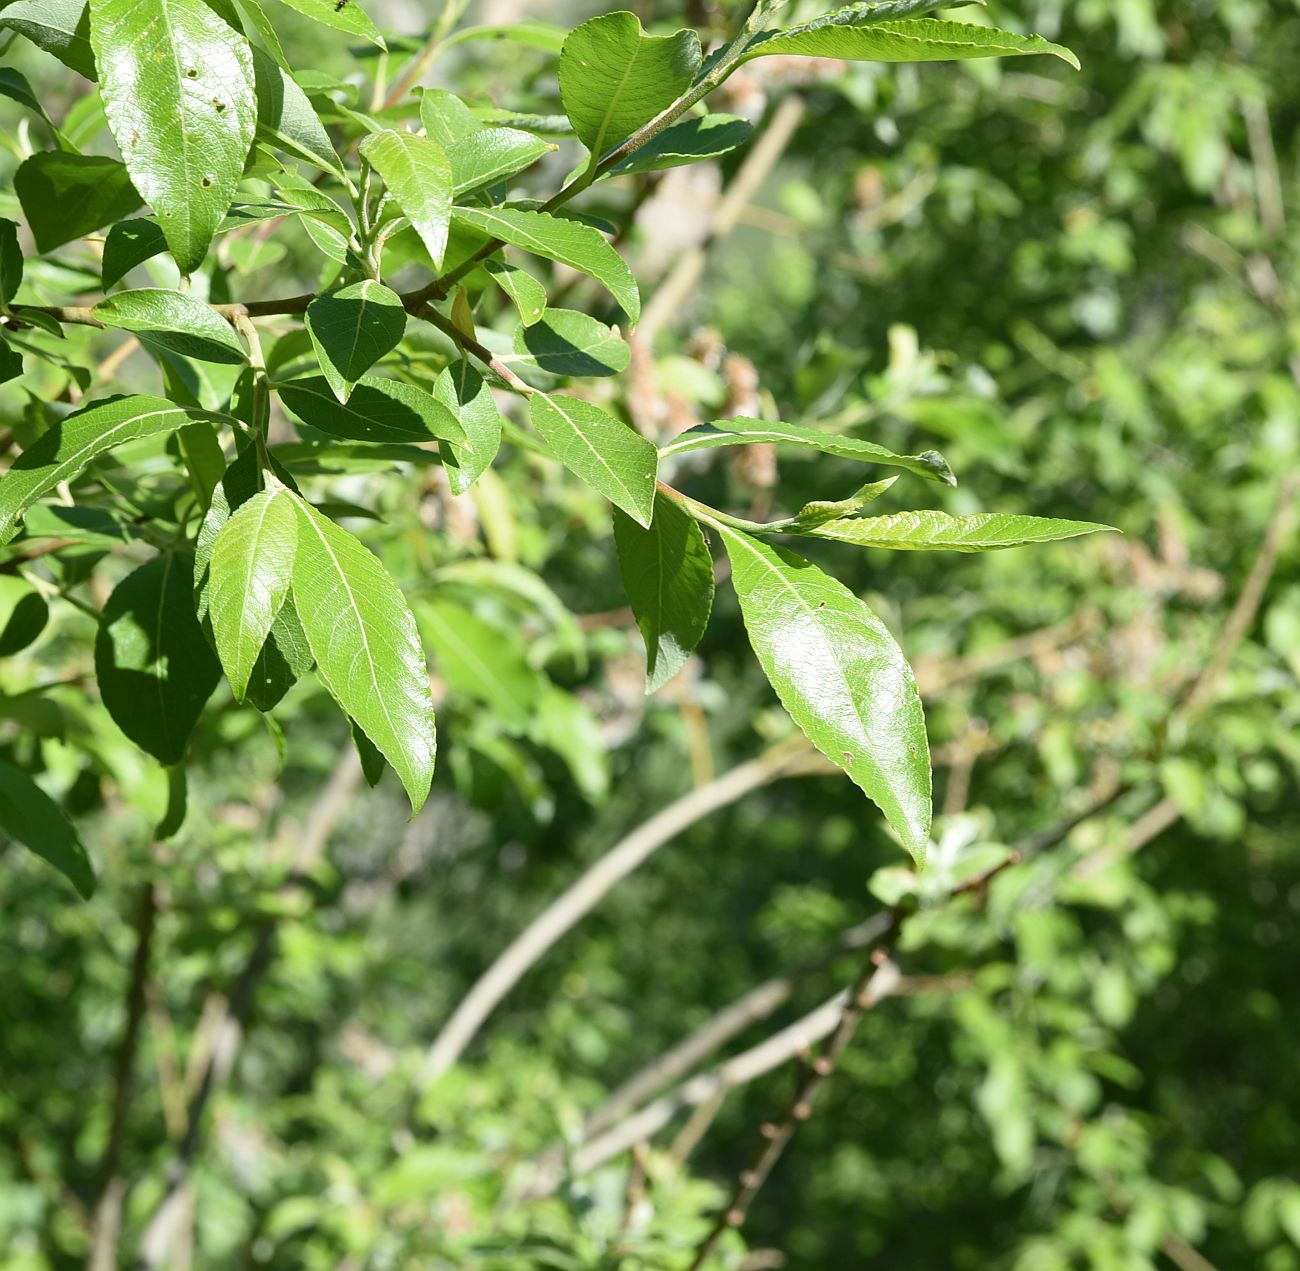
[0,396,227,544]
[176,419,227,512]
[444,127,555,196]
[305,280,407,403]
[612,113,753,175]
[233,0,290,68]
[0,343,23,386]
[250,44,343,177]
[101,219,169,289]
[716,523,931,860]
[14,152,143,253]
[433,361,503,496]
[271,0,383,48]
[661,417,955,485]
[0,0,97,80]
[614,493,714,692]
[417,599,542,731]
[208,487,298,700]
[88,0,259,274]
[0,575,50,656]
[484,259,546,327]
[290,496,436,813]
[740,15,1079,69]
[530,393,657,526]
[359,129,453,267]
[508,308,629,378]
[0,219,22,309]
[804,509,1117,551]
[453,205,640,323]
[93,289,248,365]
[558,12,700,163]
[95,552,223,764]
[350,715,386,786]
[0,761,95,898]
[276,376,465,445]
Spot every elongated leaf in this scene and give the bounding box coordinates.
[805,509,1116,551]
[290,497,435,811]
[0,761,95,898]
[485,259,546,327]
[195,445,311,711]
[417,599,542,730]
[614,493,714,691]
[359,129,452,267]
[0,396,226,544]
[272,0,383,48]
[276,375,465,445]
[0,219,21,310]
[613,114,752,176]
[445,128,554,197]
[0,575,49,656]
[94,289,248,365]
[89,0,258,274]
[779,478,897,531]
[14,152,142,253]
[453,206,640,323]
[419,88,483,147]
[508,308,628,378]
[306,281,407,403]
[741,15,1079,69]
[251,44,342,177]
[0,0,96,79]
[662,417,955,485]
[530,393,657,526]
[208,488,297,699]
[102,219,168,289]
[558,12,700,163]
[434,361,503,496]
[717,523,931,859]
[273,177,352,263]
[95,552,222,764]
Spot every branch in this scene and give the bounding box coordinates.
[417,738,824,1088]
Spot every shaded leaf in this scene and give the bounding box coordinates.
[276,375,465,445]
[305,280,407,402]
[614,492,714,691]
[93,289,248,364]
[433,361,503,496]
[508,308,628,378]
[14,152,142,253]
[0,575,49,656]
[102,219,168,289]
[0,219,22,309]
[0,761,95,898]
[0,0,97,80]
[613,114,752,175]
[251,43,343,176]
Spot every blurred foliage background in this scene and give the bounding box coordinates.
[2,0,1300,1268]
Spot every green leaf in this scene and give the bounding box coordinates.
[804,510,1117,551]
[89,0,259,274]
[508,308,629,378]
[614,493,714,692]
[0,342,22,386]
[233,0,290,67]
[359,130,452,267]
[0,395,227,544]
[485,259,546,327]
[95,552,223,764]
[419,89,484,147]
[290,495,436,814]
[740,15,1079,70]
[0,219,22,310]
[273,177,353,263]
[0,68,59,137]
[0,761,95,898]
[251,44,343,177]
[558,12,700,163]
[0,0,97,79]
[661,417,955,485]
[93,289,248,365]
[715,523,931,860]
[0,575,49,656]
[612,114,753,175]
[208,487,298,699]
[271,0,383,48]
[14,153,143,253]
[305,281,407,403]
[444,127,555,197]
[176,419,227,512]
[780,478,898,531]
[530,393,657,526]
[350,715,386,786]
[102,219,169,289]
[452,206,640,323]
[276,375,465,445]
[417,599,542,731]
[433,361,503,496]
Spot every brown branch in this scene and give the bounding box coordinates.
[87,882,158,1271]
